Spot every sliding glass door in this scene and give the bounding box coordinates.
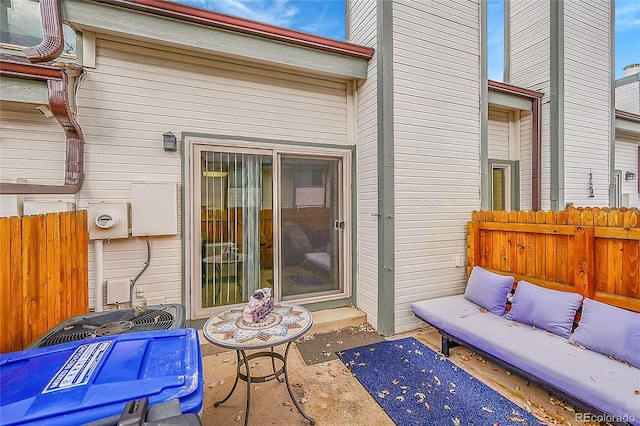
[279,156,342,299]
[191,140,350,318]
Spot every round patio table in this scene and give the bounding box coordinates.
[202,304,315,426]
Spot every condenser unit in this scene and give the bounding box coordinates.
[28,304,185,349]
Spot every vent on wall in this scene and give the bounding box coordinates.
[28,304,185,349]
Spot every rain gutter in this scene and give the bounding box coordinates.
[0,60,85,195]
[0,0,86,195]
[616,110,640,123]
[489,80,544,210]
[90,0,374,60]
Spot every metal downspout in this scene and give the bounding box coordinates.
[0,0,86,195]
[532,97,542,210]
[0,63,85,195]
[22,0,65,62]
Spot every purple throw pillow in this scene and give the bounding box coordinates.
[505,280,583,338]
[463,266,514,315]
[569,298,640,368]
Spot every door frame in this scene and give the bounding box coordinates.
[183,134,353,320]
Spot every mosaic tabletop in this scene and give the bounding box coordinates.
[203,304,313,350]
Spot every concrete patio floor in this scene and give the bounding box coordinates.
[199,308,592,426]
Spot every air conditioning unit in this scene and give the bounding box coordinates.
[28,304,186,349]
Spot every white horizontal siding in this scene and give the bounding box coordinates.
[393,0,480,333]
[0,36,353,311]
[615,139,639,207]
[563,0,611,207]
[349,0,379,329]
[616,82,640,114]
[488,109,510,160]
[509,0,551,209]
[1,103,69,188]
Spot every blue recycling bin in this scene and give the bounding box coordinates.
[0,329,203,426]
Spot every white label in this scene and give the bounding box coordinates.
[42,341,112,393]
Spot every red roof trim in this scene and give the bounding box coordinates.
[488,80,544,99]
[91,0,374,60]
[0,59,66,80]
[616,109,640,123]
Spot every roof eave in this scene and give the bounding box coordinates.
[63,0,371,80]
[91,0,374,60]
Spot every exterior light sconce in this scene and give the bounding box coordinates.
[163,132,177,152]
[626,171,636,181]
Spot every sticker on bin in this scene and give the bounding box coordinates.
[43,341,112,393]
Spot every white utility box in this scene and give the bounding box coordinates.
[1,195,22,217]
[106,279,130,304]
[131,183,178,236]
[23,201,75,216]
[88,202,130,240]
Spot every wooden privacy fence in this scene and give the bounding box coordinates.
[0,210,88,353]
[468,207,640,313]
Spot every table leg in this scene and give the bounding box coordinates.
[271,346,284,383]
[240,350,251,426]
[213,346,313,425]
[283,342,316,425]
[214,350,241,408]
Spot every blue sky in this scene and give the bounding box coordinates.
[177,0,638,80]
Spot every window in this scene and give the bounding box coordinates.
[489,160,520,211]
[0,0,77,57]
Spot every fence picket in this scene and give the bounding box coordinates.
[556,211,569,284]
[0,211,87,353]
[545,211,557,282]
[469,207,640,313]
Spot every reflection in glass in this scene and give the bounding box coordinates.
[200,151,273,308]
[0,0,76,56]
[280,156,341,298]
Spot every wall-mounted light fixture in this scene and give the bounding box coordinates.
[162,131,177,152]
[626,171,637,181]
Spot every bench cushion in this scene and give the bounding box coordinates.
[463,266,515,315]
[505,280,583,338]
[569,298,640,369]
[412,295,640,424]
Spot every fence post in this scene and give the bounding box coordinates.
[467,216,480,276]
[574,226,595,298]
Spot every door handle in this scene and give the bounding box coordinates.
[334,220,345,230]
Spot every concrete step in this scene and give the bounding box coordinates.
[308,305,367,335]
[198,305,368,357]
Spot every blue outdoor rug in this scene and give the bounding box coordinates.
[337,337,544,426]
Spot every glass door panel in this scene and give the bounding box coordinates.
[279,156,342,298]
[199,150,273,309]
[191,140,350,319]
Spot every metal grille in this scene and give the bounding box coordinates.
[29,304,185,348]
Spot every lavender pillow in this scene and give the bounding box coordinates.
[505,280,583,338]
[569,298,640,368]
[463,266,514,315]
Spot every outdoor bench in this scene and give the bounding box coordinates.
[411,267,640,425]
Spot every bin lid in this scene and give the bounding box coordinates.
[0,329,202,426]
